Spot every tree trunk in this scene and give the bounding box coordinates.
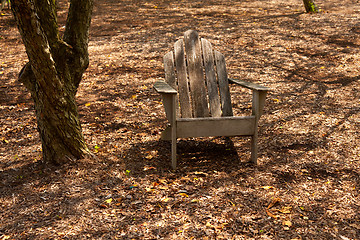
[11,0,94,164]
[303,0,319,13]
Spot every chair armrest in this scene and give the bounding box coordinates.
[154,80,177,127]
[154,80,177,94]
[229,78,270,91]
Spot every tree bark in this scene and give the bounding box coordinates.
[303,0,319,13]
[11,0,94,164]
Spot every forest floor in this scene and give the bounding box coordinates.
[1,0,360,239]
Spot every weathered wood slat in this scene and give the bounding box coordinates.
[153,80,177,94]
[184,30,209,118]
[229,78,270,91]
[163,52,176,89]
[201,38,221,117]
[154,81,177,125]
[161,116,256,139]
[163,52,180,117]
[214,50,233,117]
[174,39,192,118]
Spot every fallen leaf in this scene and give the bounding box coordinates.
[179,193,189,197]
[340,236,351,240]
[194,171,208,176]
[279,206,292,214]
[266,209,278,219]
[283,220,292,227]
[261,186,274,190]
[206,222,215,228]
[215,225,225,230]
[181,176,191,181]
[158,179,167,184]
[143,166,156,171]
[349,223,360,230]
[267,198,281,209]
[104,198,113,204]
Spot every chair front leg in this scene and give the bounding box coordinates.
[251,90,268,164]
[162,93,177,169]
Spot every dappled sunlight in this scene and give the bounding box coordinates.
[0,0,359,238]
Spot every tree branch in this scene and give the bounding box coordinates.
[18,62,37,94]
[11,0,64,101]
[64,0,93,56]
[63,0,94,88]
[33,0,60,50]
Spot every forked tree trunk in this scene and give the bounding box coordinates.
[303,0,319,13]
[11,0,94,164]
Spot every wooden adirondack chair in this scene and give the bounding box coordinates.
[154,30,269,169]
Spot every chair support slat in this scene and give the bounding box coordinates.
[201,38,222,117]
[184,30,209,118]
[174,39,192,118]
[214,50,233,117]
[160,116,256,139]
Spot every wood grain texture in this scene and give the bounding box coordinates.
[214,50,233,117]
[184,30,209,118]
[174,39,192,118]
[229,78,270,91]
[201,38,221,117]
[153,80,177,94]
[163,51,180,116]
[160,116,256,140]
[176,116,255,138]
[163,51,176,89]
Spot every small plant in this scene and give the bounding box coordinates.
[303,0,319,13]
[94,145,100,153]
[0,0,10,11]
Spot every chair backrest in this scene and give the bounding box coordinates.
[164,30,233,119]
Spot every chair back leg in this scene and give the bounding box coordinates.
[251,133,258,164]
[171,129,177,169]
[169,94,177,169]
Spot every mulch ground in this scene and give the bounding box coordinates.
[1,0,360,239]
